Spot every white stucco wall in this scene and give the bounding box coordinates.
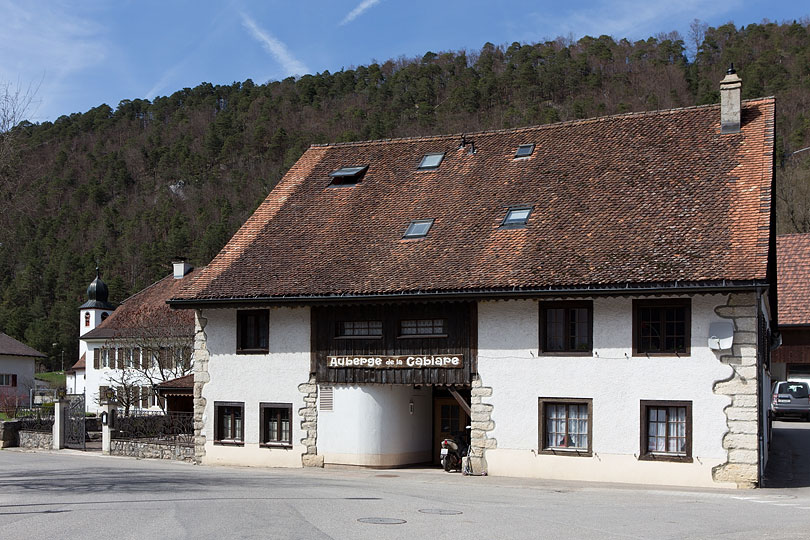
[201,307,311,467]
[0,355,36,402]
[478,295,737,488]
[318,384,432,467]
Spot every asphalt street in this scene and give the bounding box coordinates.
[1,424,809,540]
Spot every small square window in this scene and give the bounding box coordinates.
[515,144,535,158]
[418,153,444,170]
[633,299,690,355]
[540,301,592,353]
[538,398,592,456]
[639,400,692,462]
[260,403,292,447]
[215,402,244,445]
[328,165,368,186]
[403,219,434,239]
[237,309,269,353]
[501,206,532,227]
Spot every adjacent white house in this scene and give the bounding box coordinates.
[74,263,198,413]
[0,332,45,409]
[170,72,776,488]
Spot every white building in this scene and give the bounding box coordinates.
[0,332,44,409]
[74,263,198,413]
[170,73,776,488]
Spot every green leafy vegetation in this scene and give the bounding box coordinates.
[1,20,809,368]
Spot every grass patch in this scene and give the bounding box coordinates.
[35,372,66,388]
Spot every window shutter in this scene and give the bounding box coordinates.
[94,349,101,369]
[133,348,141,370]
[141,386,150,408]
[115,348,123,370]
[159,348,169,370]
[11,374,17,387]
[99,385,108,401]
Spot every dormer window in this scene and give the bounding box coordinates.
[501,206,532,228]
[328,165,368,186]
[403,219,434,239]
[417,153,444,170]
[515,144,535,158]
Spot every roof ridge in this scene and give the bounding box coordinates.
[310,97,776,149]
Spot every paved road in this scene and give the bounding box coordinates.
[1,441,809,540]
[765,420,810,488]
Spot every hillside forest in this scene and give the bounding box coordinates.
[1,19,809,369]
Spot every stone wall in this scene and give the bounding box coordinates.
[110,440,195,462]
[298,375,323,467]
[0,420,20,448]
[193,309,211,465]
[712,292,761,488]
[19,430,52,450]
[469,375,496,474]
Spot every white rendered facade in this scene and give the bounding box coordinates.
[195,292,769,487]
[0,355,36,404]
[478,295,744,488]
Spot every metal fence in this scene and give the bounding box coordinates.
[15,409,55,433]
[112,411,194,447]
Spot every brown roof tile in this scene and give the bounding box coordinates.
[67,353,86,372]
[0,332,46,358]
[84,268,203,340]
[173,100,775,303]
[777,233,810,325]
[157,373,194,389]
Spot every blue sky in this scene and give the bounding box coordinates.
[1,0,806,123]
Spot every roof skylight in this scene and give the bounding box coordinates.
[328,165,368,186]
[418,153,444,170]
[501,206,532,228]
[403,219,434,239]
[515,144,535,158]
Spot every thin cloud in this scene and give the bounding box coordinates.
[339,0,381,26]
[240,13,309,77]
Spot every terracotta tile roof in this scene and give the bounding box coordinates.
[173,100,775,303]
[84,268,203,340]
[0,332,46,358]
[67,353,86,372]
[157,373,194,389]
[777,233,810,325]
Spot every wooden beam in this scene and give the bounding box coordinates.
[448,387,471,416]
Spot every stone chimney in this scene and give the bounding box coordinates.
[172,260,193,279]
[720,64,742,134]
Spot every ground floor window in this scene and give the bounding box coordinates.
[640,400,692,462]
[260,403,292,447]
[0,374,15,386]
[215,402,244,445]
[538,398,592,456]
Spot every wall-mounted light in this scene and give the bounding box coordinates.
[409,400,414,415]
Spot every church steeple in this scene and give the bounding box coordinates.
[79,267,115,311]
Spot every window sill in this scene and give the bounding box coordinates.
[397,334,448,339]
[538,351,592,357]
[633,352,691,358]
[236,349,269,355]
[638,453,692,463]
[538,448,592,457]
[214,440,244,447]
[260,442,293,449]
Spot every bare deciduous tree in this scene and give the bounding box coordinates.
[100,306,194,414]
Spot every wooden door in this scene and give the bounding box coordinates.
[433,397,468,464]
